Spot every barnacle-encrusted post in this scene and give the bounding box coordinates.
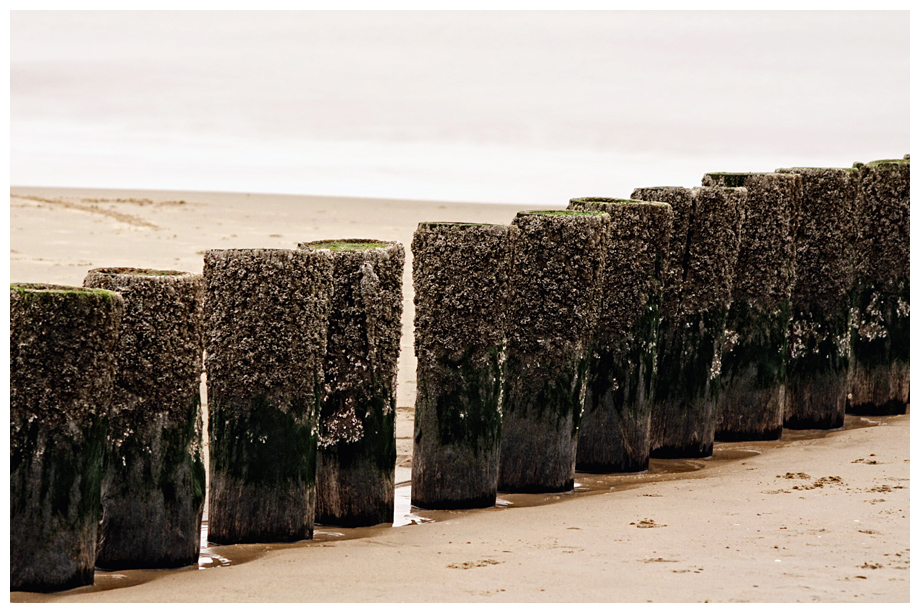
[499,210,610,492]
[203,249,333,543]
[848,158,910,415]
[410,223,515,509]
[566,198,672,473]
[10,283,123,592]
[774,168,857,428]
[631,186,745,457]
[83,268,205,569]
[702,172,801,440]
[298,239,404,527]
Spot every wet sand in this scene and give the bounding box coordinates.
[8,187,910,602]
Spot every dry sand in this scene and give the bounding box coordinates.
[7,187,911,602]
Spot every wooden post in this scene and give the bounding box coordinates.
[410,222,516,509]
[631,187,745,457]
[203,249,333,544]
[774,168,857,428]
[83,268,206,569]
[499,210,610,492]
[10,283,123,592]
[702,172,801,440]
[566,198,673,473]
[297,239,404,527]
[848,158,910,415]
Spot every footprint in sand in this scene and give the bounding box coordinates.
[448,559,502,570]
[631,518,666,528]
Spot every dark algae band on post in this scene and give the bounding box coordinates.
[299,239,404,527]
[567,198,673,473]
[83,268,206,570]
[848,158,910,416]
[411,222,516,509]
[702,172,801,439]
[203,249,333,544]
[499,209,610,492]
[631,187,745,458]
[10,283,124,592]
[775,168,857,430]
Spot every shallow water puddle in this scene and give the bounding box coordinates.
[16,414,888,598]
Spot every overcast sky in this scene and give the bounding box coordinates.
[10,10,910,204]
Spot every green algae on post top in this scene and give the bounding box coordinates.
[417,221,503,228]
[11,282,120,299]
[702,172,796,188]
[88,267,191,277]
[516,209,608,217]
[569,197,667,208]
[304,239,391,251]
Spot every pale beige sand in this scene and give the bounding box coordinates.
[8,187,910,602]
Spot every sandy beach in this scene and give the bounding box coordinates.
[8,187,910,602]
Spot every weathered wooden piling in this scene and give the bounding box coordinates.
[848,158,910,415]
[773,168,857,429]
[297,239,404,526]
[631,186,745,457]
[566,198,673,473]
[10,283,123,592]
[701,172,801,440]
[203,249,333,544]
[83,268,206,569]
[410,222,516,509]
[499,210,610,492]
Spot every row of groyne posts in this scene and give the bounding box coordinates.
[10,157,909,592]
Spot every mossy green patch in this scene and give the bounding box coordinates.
[320,389,396,474]
[850,279,910,368]
[570,197,648,206]
[103,394,205,508]
[720,299,790,393]
[209,394,318,488]
[588,295,660,420]
[306,241,389,251]
[503,349,591,437]
[425,346,503,454]
[654,307,727,407]
[517,209,605,217]
[418,222,501,228]
[10,411,107,540]
[89,267,189,277]
[787,302,850,383]
[11,283,120,302]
